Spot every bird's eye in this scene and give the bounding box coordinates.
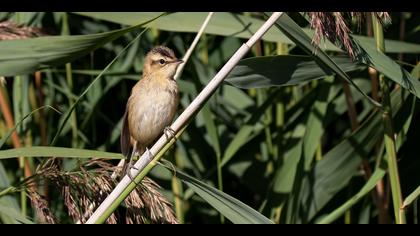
[159,59,166,65]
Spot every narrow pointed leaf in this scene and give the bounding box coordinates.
[355,40,420,99]
[73,12,420,53]
[403,186,420,208]
[271,13,381,107]
[160,165,273,224]
[0,147,123,159]
[226,55,363,89]
[0,13,165,76]
[302,78,336,170]
[316,168,386,224]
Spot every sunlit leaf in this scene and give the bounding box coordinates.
[0,13,164,76]
[0,147,123,159]
[73,12,420,53]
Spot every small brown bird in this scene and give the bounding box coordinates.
[120,45,183,178]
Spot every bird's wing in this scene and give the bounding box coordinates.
[120,108,131,158]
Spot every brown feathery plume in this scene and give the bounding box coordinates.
[28,159,178,224]
[36,159,119,224]
[306,12,391,60]
[125,177,179,224]
[27,189,57,224]
[308,12,330,46]
[307,12,355,59]
[0,20,46,41]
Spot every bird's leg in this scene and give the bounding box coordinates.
[164,126,177,142]
[127,147,154,184]
[126,145,139,183]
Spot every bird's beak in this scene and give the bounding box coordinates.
[168,59,184,65]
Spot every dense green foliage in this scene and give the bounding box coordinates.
[0,12,419,224]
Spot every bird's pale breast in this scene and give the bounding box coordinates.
[127,78,178,148]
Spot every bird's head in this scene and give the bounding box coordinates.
[143,45,183,79]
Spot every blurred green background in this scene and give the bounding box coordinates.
[0,12,419,224]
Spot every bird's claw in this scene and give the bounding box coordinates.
[164,126,177,141]
[127,157,139,184]
[125,146,140,184]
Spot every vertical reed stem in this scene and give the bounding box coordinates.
[62,12,78,147]
[371,13,406,224]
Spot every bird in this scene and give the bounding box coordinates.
[120,45,183,179]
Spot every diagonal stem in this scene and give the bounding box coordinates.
[79,12,216,224]
[174,12,214,80]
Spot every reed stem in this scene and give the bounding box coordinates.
[372,13,406,224]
